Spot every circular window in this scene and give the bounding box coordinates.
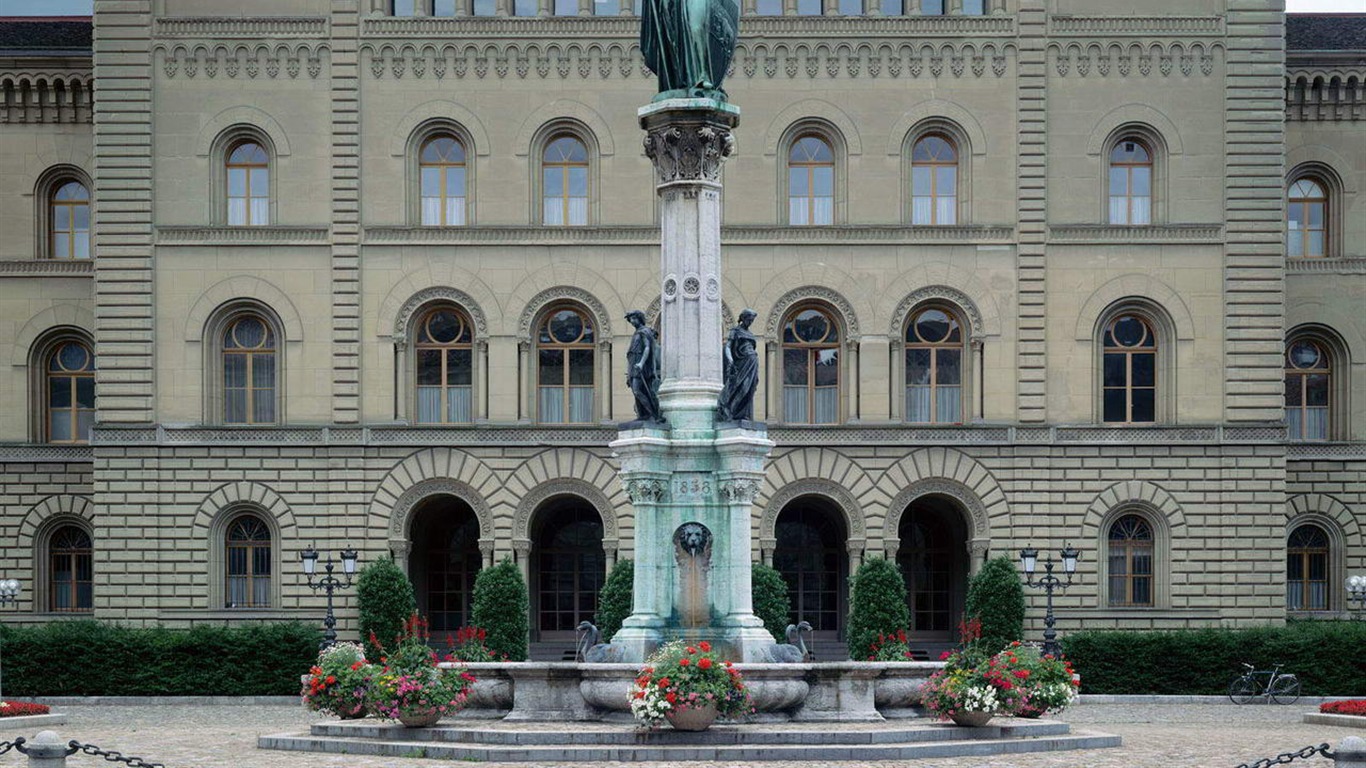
[1288,340,1323,370]
[546,309,590,344]
[1108,315,1151,348]
[424,309,465,345]
[53,342,91,372]
[788,308,834,344]
[230,317,269,349]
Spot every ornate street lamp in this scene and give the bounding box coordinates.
[1347,575,1366,616]
[0,580,20,703]
[1019,544,1079,658]
[301,546,359,651]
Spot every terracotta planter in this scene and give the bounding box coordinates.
[665,702,718,731]
[949,710,993,727]
[397,710,442,728]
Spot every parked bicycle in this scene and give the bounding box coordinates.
[1227,662,1302,705]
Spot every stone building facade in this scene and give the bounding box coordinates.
[0,0,1361,656]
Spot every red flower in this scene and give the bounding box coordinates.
[1013,669,1030,679]
[698,658,712,670]
[350,661,363,671]
[665,692,677,704]
[679,658,690,666]
[724,661,733,667]
[686,646,697,654]
[939,651,952,661]
[326,675,337,685]
[658,677,671,687]
[699,641,712,652]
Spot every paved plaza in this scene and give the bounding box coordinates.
[0,702,1351,768]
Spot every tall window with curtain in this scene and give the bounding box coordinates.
[538,307,595,423]
[225,514,271,608]
[49,525,92,612]
[46,340,95,443]
[1287,179,1327,258]
[222,315,277,425]
[1108,139,1152,225]
[905,307,964,423]
[1107,514,1154,607]
[1287,524,1329,611]
[911,135,957,225]
[420,135,467,226]
[788,135,834,226]
[782,306,840,424]
[1285,339,1330,441]
[415,306,474,424]
[542,136,589,226]
[1102,314,1156,423]
[49,181,90,259]
[226,141,270,226]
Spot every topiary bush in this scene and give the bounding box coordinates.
[751,562,791,642]
[964,555,1025,655]
[1060,621,1366,695]
[595,559,634,641]
[356,555,417,658]
[846,557,911,660]
[0,620,318,695]
[472,558,529,661]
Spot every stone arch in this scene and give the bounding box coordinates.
[752,264,868,340]
[190,481,297,536]
[17,495,94,551]
[511,478,620,545]
[376,264,499,341]
[183,276,305,342]
[386,286,491,342]
[876,263,1001,340]
[757,448,878,543]
[877,448,1008,544]
[514,284,617,341]
[762,99,864,156]
[885,99,988,157]
[1080,480,1187,539]
[387,100,493,157]
[759,479,865,546]
[1073,274,1197,342]
[386,478,496,544]
[1084,103,1184,157]
[368,448,501,538]
[513,100,616,157]
[763,285,863,341]
[1287,493,1360,546]
[195,105,292,157]
[11,304,95,366]
[1287,145,1358,195]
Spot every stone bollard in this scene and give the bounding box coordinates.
[1337,736,1366,768]
[23,731,69,768]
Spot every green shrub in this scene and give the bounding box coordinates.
[595,559,634,641]
[472,558,529,661]
[356,555,417,658]
[751,562,791,642]
[1060,621,1366,695]
[0,620,318,696]
[964,555,1025,655]
[846,557,911,660]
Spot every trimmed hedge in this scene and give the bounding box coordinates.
[846,557,911,660]
[0,620,318,696]
[1061,621,1366,696]
[594,559,634,642]
[964,555,1025,655]
[356,555,417,658]
[472,558,529,661]
[751,562,791,642]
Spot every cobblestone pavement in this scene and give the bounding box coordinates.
[0,702,1353,768]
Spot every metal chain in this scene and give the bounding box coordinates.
[0,737,25,755]
[65,740,166,768]
[1235,743,1336,768]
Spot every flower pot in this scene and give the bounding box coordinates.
[397,710,442,728]
[949,710,994,727]
[665,702,718,731]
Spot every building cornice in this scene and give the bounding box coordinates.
[1048,224,1224,245]
[1047,15,1224,36]
[155,226,331,246]
[1289,442,1366,460]
[0,444,93,463]
[360,14,1014,39]
[153,16,329,38]
[1287,257,1366,275]
[363,224,1015,246]
[0,260,94,277]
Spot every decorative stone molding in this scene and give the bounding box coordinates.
[362,224,1013,245]
[1048,41,1220,79]
[1072,273,1197,342]
[369,448,501,538]
[0,444,93,462]
[1081,480,1187,535]
[517,286,613,341]
[511,478,620,544]
[1288,442,1366,459]
[885,479,994,541]
[155,43,326,80]
[643,124,735,185]
[878,448,1008,539]
[764,286,860,340]
[1048,16,1224,36]
[1286,494,1360,543]
[718,478,763,504]
[190,481,298,537]
[0,74,93,124]
[1287,258,1366,275]
[361,16,1012,38]
[156,226,329,245]
[888,285,985,341]
[182,275,306,343]
[11,303,94,368]
[18,495,93,552]
[1287,69,1366,122]
[386,478,495,540]
[760,478,867,544]
[391,286,489,340]
[0,260,93,277]
[154,17,328,38]
[1048,224,1220,243]
[624,478,669,504]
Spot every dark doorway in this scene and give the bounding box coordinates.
[773,497,849,641]
[410,496,482,636]
[897,495,968,643]
[531,497,605,642]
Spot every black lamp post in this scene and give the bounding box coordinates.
[302,546,359,651]
[1347,575,1366,617]
[1019,544,1079,658]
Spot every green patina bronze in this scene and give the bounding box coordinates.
[641,0,739,102]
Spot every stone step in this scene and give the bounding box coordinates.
[307,719,1071,745]
[259,727,1122,762]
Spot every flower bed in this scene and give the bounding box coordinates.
[0,702,49,717]
[630,641,750,729]
[1321,700,1366,716]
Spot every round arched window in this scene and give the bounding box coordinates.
[1285,339,1330,441]
[46,340,95,443]
[415,307,474,424]
[538,307,595,423]
[911,135,958,225]
[420,135,467,226]
[222,315,277,424]
[782,306,840,424]
[1102,314,1156,423]
[904,307,964,423]
[788,135,834,226]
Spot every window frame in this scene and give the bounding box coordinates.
[224,513,273,609]
[535,304,598,424]
[45,522,93,614]
[901,122,970,226]
[1094,303,1174,426]
[407,121,478,226]
[1107,137,1154,226]
[1096,506,1169,610]
[535,129,595,227]
[210,127,277,227]
[1284,327,1349,442]
[33,165,93,261]
[209,506,282,612]
[1106,513,1155,608]
[412,304,477,425]
[902,304,968,424]
[28,329,95,444]
[204,304,286,427]
[779,303,843,425]
[1285,165,1342,259]
[1287,523,1331,612]
[780,124,844,226]
[44,339,96,445]
[1099,126,1167,226]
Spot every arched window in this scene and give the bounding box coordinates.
[1109,138,1153,225]
[49,181,90,260]
[787,135,835,226]
[537,306,595,423]
[542,135,589,226]
[1287,178,1327,258]
[911,135,957,225]
[531,500,605,640]
[1102,314,1156,423]
[226,141,270,226]
[905,307,964,424]
[222,314,277,425]
[1107,514,1154,607]
[225,514,271,608]
[773,499,848,641]
[46,340,95,443]
[782,305,840,424]
[1287,523,1330,611]
[411,498,483,633]
[1286,339,1330,441]
[415,306,474,424]
[49,525,92,613]
[420,135,467,226]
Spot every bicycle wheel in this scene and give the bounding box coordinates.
[1270,675,1302,705]
[1228,676,1258,704]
